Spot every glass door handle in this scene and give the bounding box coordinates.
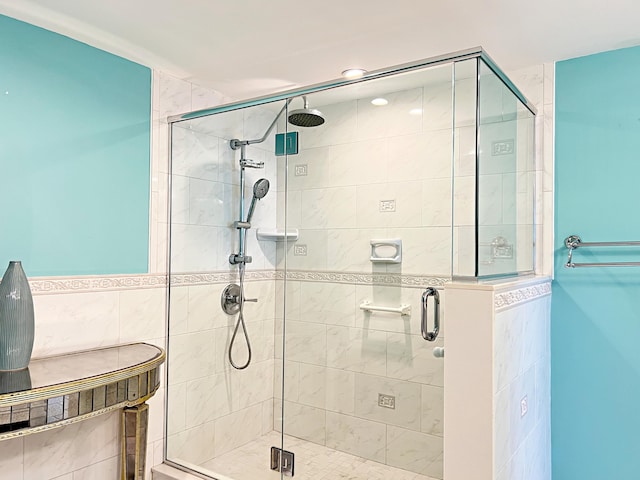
[421,287,440,342]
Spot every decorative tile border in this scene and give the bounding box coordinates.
[29,274,168,295]
[28,269,450,295]
[281,270,449,287]
[494,281,552,311]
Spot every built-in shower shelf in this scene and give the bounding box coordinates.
[256,228,299,242]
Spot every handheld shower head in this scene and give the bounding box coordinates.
[288,96,325,127]
[246,178,270,224]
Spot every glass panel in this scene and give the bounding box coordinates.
[476,60,535,277]
[452,58,479,278]
[166,100,286,478]
[281,64,450,479]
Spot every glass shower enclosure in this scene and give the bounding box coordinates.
[164,48,536,480]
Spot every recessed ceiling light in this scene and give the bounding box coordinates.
[341,68,366,79]
[409,108,423,115]
[371,98,388,106]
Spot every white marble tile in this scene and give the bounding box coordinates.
[274,360,299,406]
[167,421,216,465]
[422,177,452,227]
[354,373,421,430]
[236,359,274,409]
[326,227,387,273]
[262,398,274,436]
[494,306,525,394]
[300,187,357,229]
[191,84,226,112]
[157,72,192,118]
[168,331,216,384]
[278,229,328,271]
[72,456,118,480]
[169,285,189,335]
[454,125,476,177]
[171,126,219,182]
[167,381,186,436]
[325,138,389,188]
[189,109,244,144]
[387,334,444,387]
[356,88,423,140]
[24,411,119,479]
[186,373,233,428]
[0,436,23,477]
[170,223,219,273]
[422,79,454,132]
[214,403,263,456]
[189,178,225,227]
[326,325,386,376]
[282,320,326,365]
[298,282,356,326]
[507,64,544,112]
[509,365,536,455]
[119,287,166,343]
[170,174,190,225]
[453,76,477,128]
[32,291,120,357]
[478,174,504,226]
[277,401,326,445]
[188,284,229,332]
[325,367,356,415]
[494,383,511,474]
[325,412,385,463]
[356,181,422,229]
[147,385,165,442]
[386,426,443,478]
[241,280,276,323]
[421,384,444,436]
[394,227,452,275]
[453,175,475,227]
[298,363,326,409]
[283,146,332,191]
[388,129,453,182]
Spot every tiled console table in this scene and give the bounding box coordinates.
[0,343,165,480]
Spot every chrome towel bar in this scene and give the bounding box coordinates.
[359,302,411,316]
[564,234,640,268]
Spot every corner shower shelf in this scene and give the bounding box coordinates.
[256,228,299,242]
[0,342,165,480]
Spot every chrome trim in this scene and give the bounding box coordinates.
[421,287,440,342]
[564,234,640,268]
[167,47,536,124]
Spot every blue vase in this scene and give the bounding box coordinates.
[0,261,35,371]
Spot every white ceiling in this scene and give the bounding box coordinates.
[1,0,639,100]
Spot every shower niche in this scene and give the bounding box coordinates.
[165,48,536,480]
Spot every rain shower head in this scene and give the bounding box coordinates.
[288,96,325,127]
[246,178,270,224]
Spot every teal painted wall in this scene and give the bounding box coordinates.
[0,14,151,276]
[553,45,640,479]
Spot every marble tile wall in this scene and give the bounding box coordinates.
[493,288,551,480]
[274,279,445,478]
[166,280,276,465]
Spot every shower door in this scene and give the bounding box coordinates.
[276,63,458,480]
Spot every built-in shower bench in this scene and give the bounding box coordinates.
[0,342,165,480]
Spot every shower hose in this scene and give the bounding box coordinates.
[228,262,252,370]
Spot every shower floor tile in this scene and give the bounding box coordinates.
[200,431,439,480]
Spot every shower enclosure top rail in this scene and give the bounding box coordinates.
[167,47,536,125]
